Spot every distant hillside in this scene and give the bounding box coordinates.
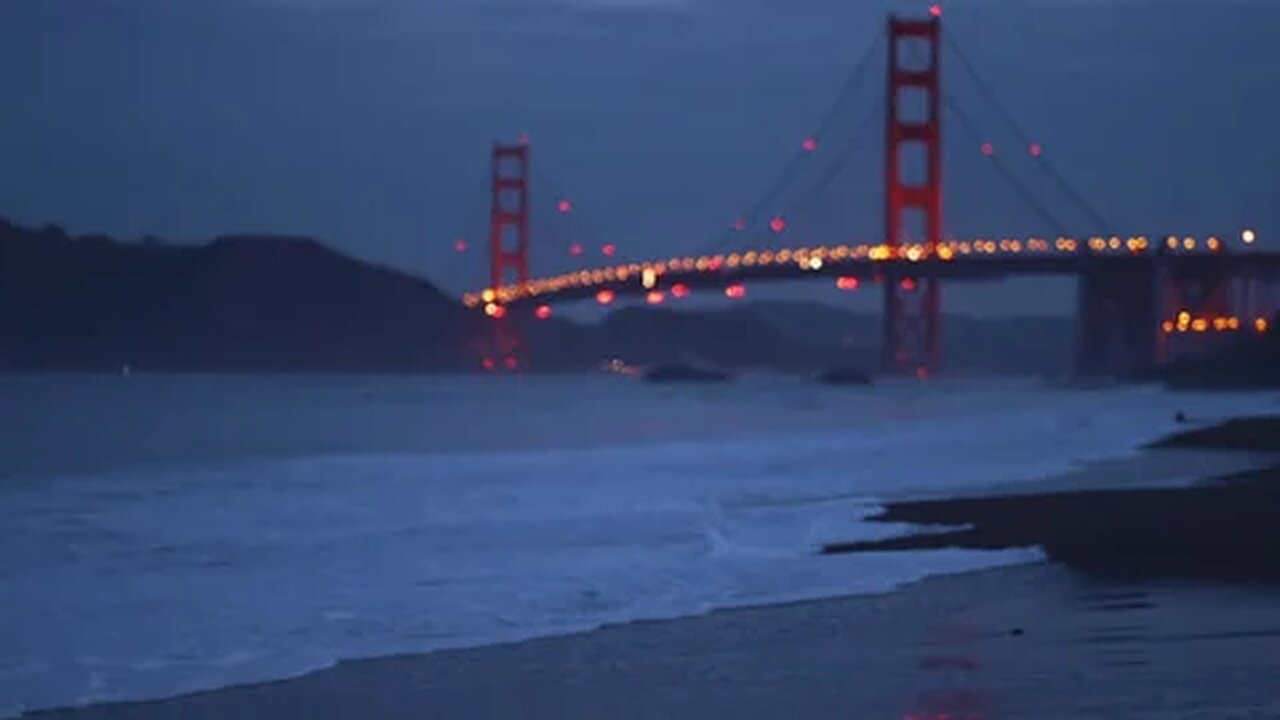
[0,219,478,372]
[595,302,1075,376]
[2,218,1078,375]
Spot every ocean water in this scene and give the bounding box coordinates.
[1,374,1276,716]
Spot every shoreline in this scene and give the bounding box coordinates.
[29,561,1280,719]
[22,415,1280,719]
[824,414,1280,580]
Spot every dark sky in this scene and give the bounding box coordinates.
[1,0,1275,314]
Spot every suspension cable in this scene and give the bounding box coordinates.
[447,162,494,290]
[943,93,1071,237]
[942,30,1113,232]
[773,99,885,240]
[697,35,885,254]
[529,156,611,260]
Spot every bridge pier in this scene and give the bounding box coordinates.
[1156,258,1235,366]
[1075,264,1159,378]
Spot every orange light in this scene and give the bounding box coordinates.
[534,304,552,320]
[646,290,665,305]
[670,283,690,298]
[595,289,616,305]
[1256,317,1270,333]
[483,302,506,319]
[1183,237,1196,251]
[1166,235,1179,250]
[836,276,860,291]
[1207,236,1222,252]
[1228,316,1240,330]
[1213,316,1227,331]
[1191,318,1208,333]
[725,283,746,299]
[1161,320,1174,334]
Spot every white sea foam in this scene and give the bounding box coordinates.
[0,378,1275,715]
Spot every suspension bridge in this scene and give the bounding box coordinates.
[453,6,1278,378]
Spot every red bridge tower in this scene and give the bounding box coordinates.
[484,142,531,367]
[882,13,943,376]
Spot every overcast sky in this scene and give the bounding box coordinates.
[1,0,1275,314]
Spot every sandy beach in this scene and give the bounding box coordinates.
[27,415,1280,720]
[29,561,1280,719]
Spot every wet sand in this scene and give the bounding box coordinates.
[28,563,1280,719]
[29,415,1280,719]
[824,415,1280,579]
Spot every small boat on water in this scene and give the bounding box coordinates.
[642,360,731,383]
[815,366,872,386]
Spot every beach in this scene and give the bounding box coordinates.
[27,414,1280,719]
[29,561,1280,719]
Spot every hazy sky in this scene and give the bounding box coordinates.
[1,0,1276,314]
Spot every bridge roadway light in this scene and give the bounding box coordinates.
[1242,228,1257,245]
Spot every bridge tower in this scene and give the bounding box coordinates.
[485,141,531,368]
[882,13,943,376]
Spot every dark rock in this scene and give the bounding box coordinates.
[816,366,873,386]
[642,361,731,383]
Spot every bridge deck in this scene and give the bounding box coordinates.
[464,238,1280,309]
